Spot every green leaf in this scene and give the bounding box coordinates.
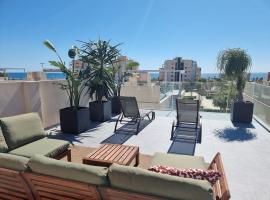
[43,40,56,52]
[48,61,62,67]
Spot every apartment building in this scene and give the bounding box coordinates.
[159,57,201,82]
[113,56,152,85]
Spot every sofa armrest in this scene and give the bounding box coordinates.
[208,153,230,200]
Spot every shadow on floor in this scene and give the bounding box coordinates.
[214,125,257,142]
[102,119,152,144]
[101,133,134,144]
[115,119,152,135]
[47,122,102,145]
[167,139,196,155]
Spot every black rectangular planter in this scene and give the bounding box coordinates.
[230,101,254,123]
[111,96,122,115]
[59,107,90,134]
[89,101,112,122]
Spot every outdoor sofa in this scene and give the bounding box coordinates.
[0,112,71,160]
[0,152,230,200]
[0,112,230,200]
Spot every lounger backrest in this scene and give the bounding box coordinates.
[119,96,140,118]
[176,99,199,124]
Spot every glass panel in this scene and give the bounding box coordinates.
[244,82,270,128]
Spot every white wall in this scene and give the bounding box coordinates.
[121,85,160,104]
[0,80,89,128]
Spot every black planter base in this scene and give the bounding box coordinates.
[230,101,254,123]
[89,101,112,122]
[111,96,121,115]
[59,107,90,134]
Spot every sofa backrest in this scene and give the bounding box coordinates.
[0,153,29,171]
[108,163,213,200]
[28,155,109,186]
[0,113,46,150]
[0,167,34,199]
[0,127,8,153]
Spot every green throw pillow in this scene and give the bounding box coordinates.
[0,127,8,153]
[0,113,46,150]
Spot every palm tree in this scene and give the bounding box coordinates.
[217,48,252,101]
[126,60,139,71]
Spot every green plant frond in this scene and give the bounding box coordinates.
[43,40,56,52]
[44,39,89,108]
[48,61,62,67]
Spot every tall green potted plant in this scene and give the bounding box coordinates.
[80,39,121,122]
[217,48,253,123]
[110,60,138,114]
[44,40,90,133]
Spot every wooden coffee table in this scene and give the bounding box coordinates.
[82,144,139,167]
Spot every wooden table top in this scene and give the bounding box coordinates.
[83,144,139,167]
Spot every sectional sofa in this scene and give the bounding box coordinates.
[0,113,230,200]
[0,152,230,200]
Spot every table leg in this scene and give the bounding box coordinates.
[135,152,139,166]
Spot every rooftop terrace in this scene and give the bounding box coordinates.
[47,111,270,200]
[1,80,270,200]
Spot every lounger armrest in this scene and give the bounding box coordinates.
[208,153,230,200]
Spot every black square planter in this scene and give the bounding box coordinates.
[111,96,121,115]
[59,107,90,134]
[89,101,112,122]
[230,101,254,123]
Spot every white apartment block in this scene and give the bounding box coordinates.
[159,57,201,82]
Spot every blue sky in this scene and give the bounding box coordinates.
[0,0,270,73]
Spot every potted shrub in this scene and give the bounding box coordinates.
[217,48,253,123]
[110,61,138,114]
[44,40,90,133]
[80,39,121,122]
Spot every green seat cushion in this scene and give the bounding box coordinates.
[0,113,46,150]
[0,153,29,171]
[9,138,70,158]
[108,164,213,200]
[150,152,209,169]
[28,155,109,186]
[0,128,8,153]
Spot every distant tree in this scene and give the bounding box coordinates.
[126,60,139,70]
[0,72,6,77]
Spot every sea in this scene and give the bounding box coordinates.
[3,72,268,81]
[201,72,267,80]
[5,72,66,80]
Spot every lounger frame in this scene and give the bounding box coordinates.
[114,96,155,134]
